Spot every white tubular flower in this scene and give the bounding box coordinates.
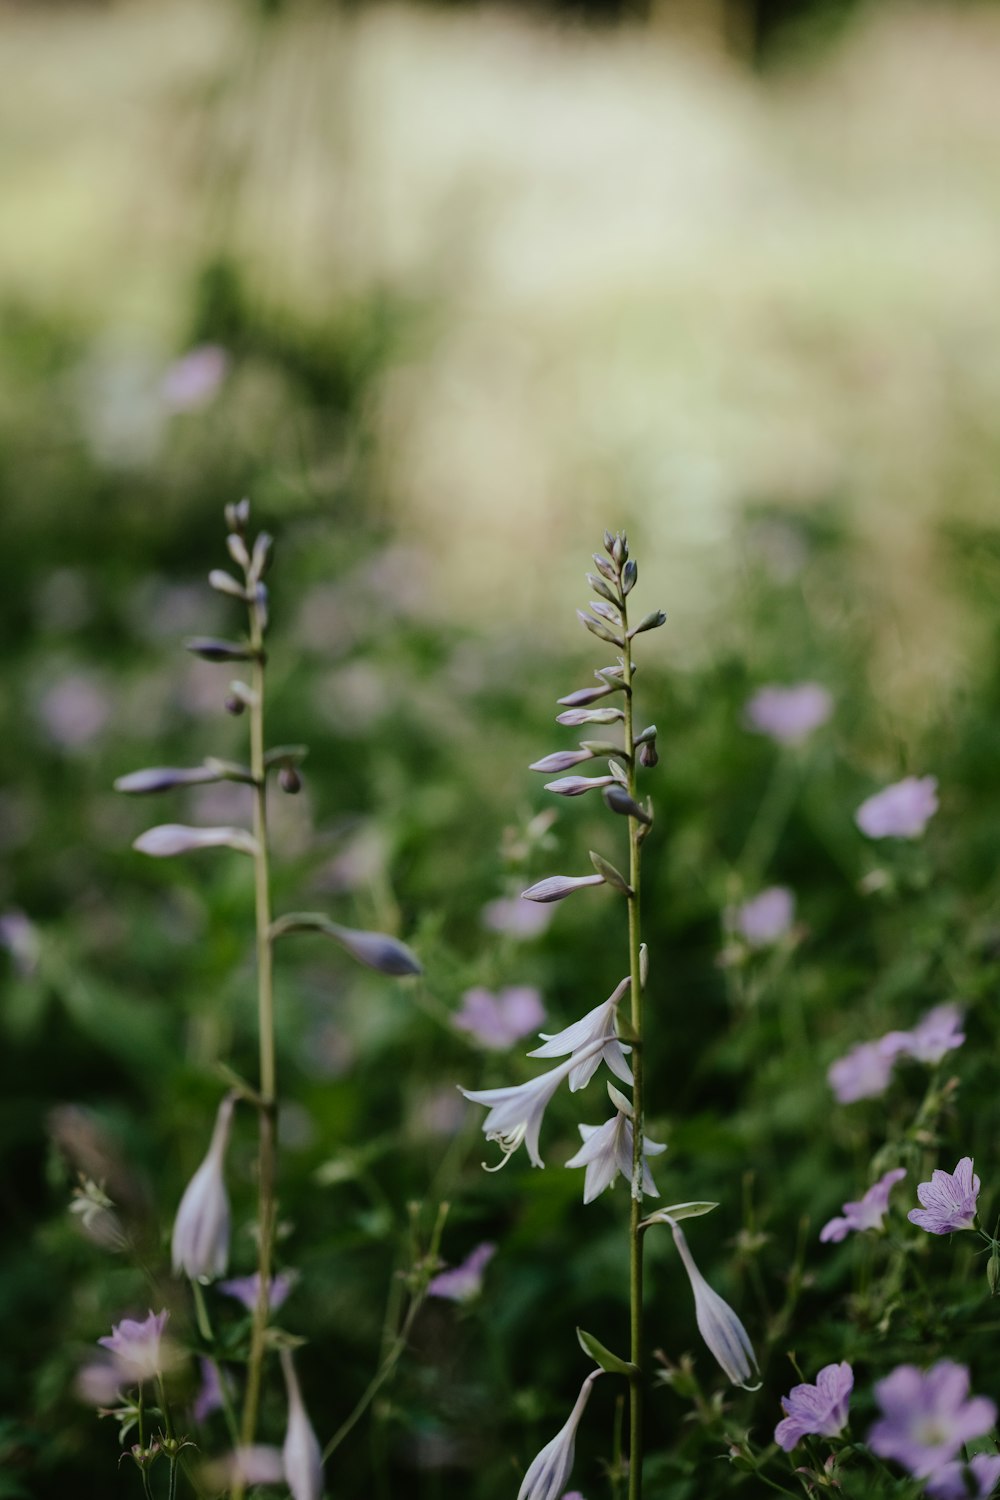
[280,1349,325,1500]
[665,1217,759,1390]
[171,1093,236,1282]
[527,976,633,1091]
[517,1370,602,1500]
[566,1107,666,1204]
[460,1040,604,1170]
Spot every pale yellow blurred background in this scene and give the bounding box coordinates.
[6,0,1000,705]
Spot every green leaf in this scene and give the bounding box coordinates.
[576,1327,637,1378]
[589,850,632,895]
[643,1202,719,1226]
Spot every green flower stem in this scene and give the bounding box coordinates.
[237,580,278,1463]
[621,587,646,1500]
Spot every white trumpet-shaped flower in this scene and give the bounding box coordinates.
[460,1040,604,1170]
[664,1217,760,1390]
[528,977,633,1091]
[517,1369,602,1500]
[280,1349,325,1500]
[171,1093,236,1282]
[566,1104,666,1204]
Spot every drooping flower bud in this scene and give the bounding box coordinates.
[517,1369,602,1500]
[171,1094,236,1282]
[662,1217,759,1390]
[280,1349,325,1500]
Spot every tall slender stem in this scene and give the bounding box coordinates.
[239,580,278,1452]
[620,580,645,1500]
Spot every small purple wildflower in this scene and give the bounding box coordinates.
[218,1271,296,1313]
[925,1453,1000,1500]
[98,1309,171,1383]
[888,1003,966,1065]
[427,1242,497,1302]
[868,1361,996,1477]
[820,1167,907,1243]
[908,1157,980,1235]
[161,345,229,411]
[480,897,553,940]
[193,1356,232,1423]
[744,683,832,746]
[731,887,795,948]
[453,986,546,1050]
[856,775,939,839]
[774,1362,854,1451]
[827,1040,896,1103]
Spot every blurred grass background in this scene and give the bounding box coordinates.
[3,1,1000,1495]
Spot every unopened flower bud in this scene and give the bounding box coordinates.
[639,740,658,768]
[280,1350,325,1500]
[279,765,302,795]
[225,695,246,716]
[171,1094,236,1282]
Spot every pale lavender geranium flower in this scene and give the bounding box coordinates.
[775,1362,854,1451]
[98,1309,171,1383]
[453,986,546,1050]
[868,1361,996,1477]
[731,887,795,948]
[888,1003,966,1065]
[528,977,632,1091]
[744,683,832,746]
[481,897,553,940]
[925,1453,1000,1500]
[908,1157,980,1235]
[827,1040,896,1103]
[428,1242,496,1301]
[161,345,229,411]
[218,1271,296,1313]
[856,775,938,839]
[820,1167,907,1243]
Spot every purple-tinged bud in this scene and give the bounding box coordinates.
[529,749,594,773]
[602,530,616,555]
[544,776,616,797]
[556,708,625,727]
[115,766,222,795]
[225,498,251,534]
[621,559,637,594]
[171,1094,236,1282]
[255,581,269,632]
[611,533,627,564]
[251,532,274,580]
[639,740,658,768]
[586,573,621,606]
[588,599,620,625]
[577,610,624,647]
[280,1350,324,1500]
[557,684,616,708]
[603,786,652,824]
[209,569,248,600]
[226,532,251,569]
[593,553,617,582]
[521,873,606,903]
[133,824,259,857]
[184,636,254,662]
[279,766,302,794]
[225,695,246,716]
[269,912,422,975]
[628,610,666,638]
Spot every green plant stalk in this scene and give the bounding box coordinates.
[621,592,645,1500]
[239,588,278,1456]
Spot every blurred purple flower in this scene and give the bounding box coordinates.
[98,1309,171,1384]
[908,1157,980,1235]
[868,1361,996,1477]
[885,1003,966,1065]
[218,1271,296,1313]
[744,683,832,746]
[856,775,938,839]
[775,1361,854,1451]
[827,1040,896,1103]
[0,910,40,977]
[453,986,546,1050]
[74,1358,123,1407]
[731,887,795,948]
[37,671,113,749]
[193,1357,230,1423]
[925,1453,1000,1500]
[427,1242,496,1301]
[820,1167,907,1243]
[481,897,553,940]
[161,345,229,411]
